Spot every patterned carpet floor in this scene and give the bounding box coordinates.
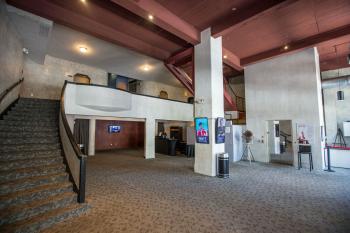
[43,149,350,233]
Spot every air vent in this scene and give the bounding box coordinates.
[39,23,50,37]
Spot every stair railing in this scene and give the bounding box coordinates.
[59,81,86,203]
[224,79,245,112]
[0,78,24,117]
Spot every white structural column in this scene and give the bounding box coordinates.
[88,119,96,156]
[144,118,156,159]
[194,28,225,176]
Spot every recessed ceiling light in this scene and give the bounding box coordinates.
[140,64,152,71]
[283,45,289,50]
[232,7,237,11]
[148,14,154,21]
[223,55,228,59]
[80,0,86,3]
[79,47,88,53]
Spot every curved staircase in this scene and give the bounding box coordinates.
[0,98,89,233]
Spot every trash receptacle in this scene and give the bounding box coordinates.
[217,153,229,178]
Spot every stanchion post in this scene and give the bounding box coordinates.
[324,146,335,172]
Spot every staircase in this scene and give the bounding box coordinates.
[0,98,89,233]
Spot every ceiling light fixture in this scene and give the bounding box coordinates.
[79,47,88,53]
[334,45,345,101]
[148,14,154,21]
[80,0,86,3]
[140,64,152,72]
[223,55,228,59]
[283,45,289,50]
[232,7,237,11]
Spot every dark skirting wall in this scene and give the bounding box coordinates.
[95,120,145,151]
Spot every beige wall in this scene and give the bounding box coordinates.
[21,55,107,100]
[137,80,191,102]
[0,0,23,112]
[0,0,23,94]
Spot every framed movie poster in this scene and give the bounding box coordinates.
[195,117,209,144]
[215,117,226,144]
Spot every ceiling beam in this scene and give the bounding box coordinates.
[165,47,193,65]
[110,0,200,44]
[7,0,171,60]
[211,0,293,38]
[222,48,243,71]
[241,24,350,66]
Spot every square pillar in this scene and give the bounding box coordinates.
[144,118,155,159]
[88,119,96,156]
[194,28,225,176]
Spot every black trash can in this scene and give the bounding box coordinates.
[217,153,229,178]
[169,139,177,156]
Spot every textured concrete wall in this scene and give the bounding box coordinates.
[245,48,325,170]
[137,80,190,102]
[323,86,350,145]
[0,0,23,110]
[21,55,107,100]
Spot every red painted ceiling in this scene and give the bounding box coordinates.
[7,0,350,71]
[155,0,257,31]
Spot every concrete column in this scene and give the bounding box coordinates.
[88,119,96,156]
[144,118,155,159]
[194,28,225,176]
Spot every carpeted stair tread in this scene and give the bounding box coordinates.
[0,120,57,127]
[0,202,89,233]
[0,156,63,171]
[0,125,58,133]
[8,111,58,117]
[0,173,68,195]
[0,131,58,138]
[0,183,73,210]
[2,115,58,122]
[0,136,59,145]
[0,143,61,153]
[0,149,62,161]
[0,181,71,200]
[0,192,77,225]
[0,163,65,182]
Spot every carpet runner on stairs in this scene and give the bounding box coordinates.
[0,98,89,233]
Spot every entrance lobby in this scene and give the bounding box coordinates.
[43,149,350,233]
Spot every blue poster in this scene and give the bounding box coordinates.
[215,117,226,144]
[195,117,209,144]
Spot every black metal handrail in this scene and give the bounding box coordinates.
[0,78,24,104]
[225,81,245,112]
[60,81,86,203]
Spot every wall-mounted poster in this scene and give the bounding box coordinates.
[296,123,313,144]
[195,117,209,144]
[215,117,226,144]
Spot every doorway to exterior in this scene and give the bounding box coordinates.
[267,120,294,165]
